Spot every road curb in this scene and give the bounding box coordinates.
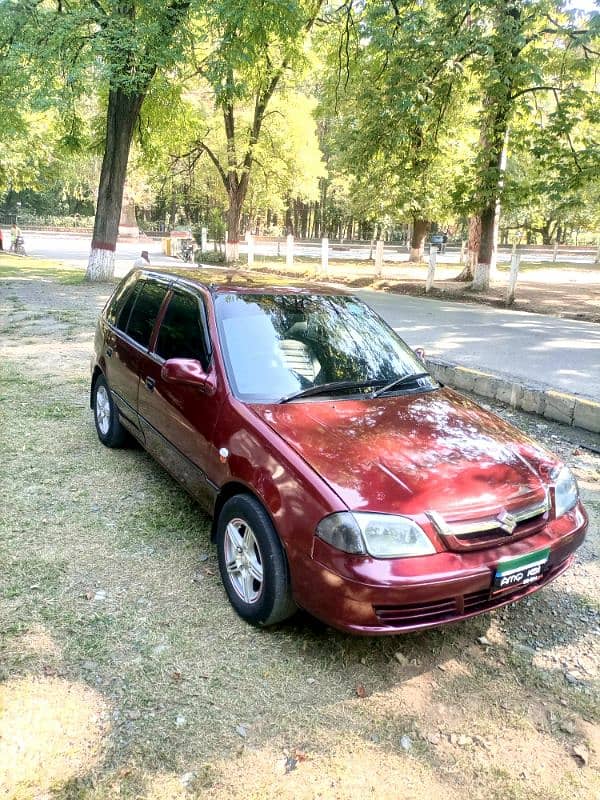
[425,358,600,435]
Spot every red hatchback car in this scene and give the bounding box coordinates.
[90,268,588,634]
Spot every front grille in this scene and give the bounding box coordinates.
[428,494,550,552]
[374,597,457,627]
[373,558,568,629]
[450,511,547,550]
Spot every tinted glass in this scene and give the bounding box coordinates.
[155,291,207,365]
[106,273,137,327]
[117,282,141,331]
[126,280,168,348]
[215,293,435,402]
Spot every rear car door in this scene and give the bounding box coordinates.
[137,286,222,508]
[104,276,170,438]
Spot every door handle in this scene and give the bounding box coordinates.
[106,346,113,358]
[145,376,156,392]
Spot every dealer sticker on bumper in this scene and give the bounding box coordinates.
[493,547,550,591]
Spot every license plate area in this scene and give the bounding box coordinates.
[493,547,550,593]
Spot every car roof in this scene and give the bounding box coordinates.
[134,266,349,296]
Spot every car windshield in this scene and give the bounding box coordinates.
[214,292,437,403]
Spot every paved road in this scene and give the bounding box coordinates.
[9,229,598,267]
[7,231,599,402]
[358,289,600,402]
[14,230,174,276]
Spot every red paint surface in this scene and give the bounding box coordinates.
[91,268,589,634]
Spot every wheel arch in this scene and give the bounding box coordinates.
[211,481,262,542]
[90,366,103,408]
[211,481,290,566]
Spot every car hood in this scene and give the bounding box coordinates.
[253,388,555,517]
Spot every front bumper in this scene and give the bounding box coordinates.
[294,503,588,635]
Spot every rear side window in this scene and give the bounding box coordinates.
[117,282,141,331]
[155,291,208,366]
[106,273,137,328]
[126,280,168,348]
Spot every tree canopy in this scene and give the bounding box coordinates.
[1,0,598,279]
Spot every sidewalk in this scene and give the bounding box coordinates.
[358,289,600,433]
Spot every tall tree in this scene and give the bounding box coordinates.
[86,0,192,279]
[466,0,598,289]
[182,0,322,260]
[318,0,476,259]
[2,0,193,280]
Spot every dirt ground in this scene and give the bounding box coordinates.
[0,258,598,800]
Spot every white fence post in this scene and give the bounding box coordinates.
[286,234,294,268]
[426,246,437,293]
[201,226,208,252]
[506,252,521,306]
[321,237,329,276]
[247,233,254,267]
[374,238,384,276]
[553,241,559,262]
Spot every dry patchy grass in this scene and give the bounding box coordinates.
[0,270,598,799]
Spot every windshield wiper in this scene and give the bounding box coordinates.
[370,371,432,399]
[280,379,384,404]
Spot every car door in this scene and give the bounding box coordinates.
[137,286,222,509]
[104,276,170,438]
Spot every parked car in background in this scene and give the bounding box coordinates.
[90,268,587,634]
[429,233,448,253]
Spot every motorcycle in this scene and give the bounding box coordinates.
[11,235,26,256]
[181,238,194,262]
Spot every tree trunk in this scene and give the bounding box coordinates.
[471,108,510,291]
[455,216,480,281]
[300,202,309,238]
[226,193,242,261]
[320,180,328,237]
[541,222,551,246]
[472,203,497,291]
[285,198,293,235]
[86,89,144,281]
[409,218,429,262]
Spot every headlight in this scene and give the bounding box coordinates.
[552,465,579,518]
[316,512,435,558]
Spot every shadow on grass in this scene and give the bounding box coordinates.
[0,254,91,285]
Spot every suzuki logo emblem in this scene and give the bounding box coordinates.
[497,511,517,534]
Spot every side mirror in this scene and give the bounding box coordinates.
[161,358,217,395]
[414,347,426,361]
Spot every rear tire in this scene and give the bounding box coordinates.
[216,494,296,626]
[92,374,129,448]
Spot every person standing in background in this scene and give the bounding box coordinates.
[133,250,150,267]
[10,223,21,251]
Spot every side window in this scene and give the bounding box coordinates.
[155,291,208,366]
[116,281,141,331]
[125,280,168,349]
[106,273,137,328]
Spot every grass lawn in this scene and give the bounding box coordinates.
[0,270,598,799]
[0,253,87,285]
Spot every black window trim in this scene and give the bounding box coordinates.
[104,272,139,328]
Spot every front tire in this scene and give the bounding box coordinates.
[216,494,296,626]
[92,374,128,448]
